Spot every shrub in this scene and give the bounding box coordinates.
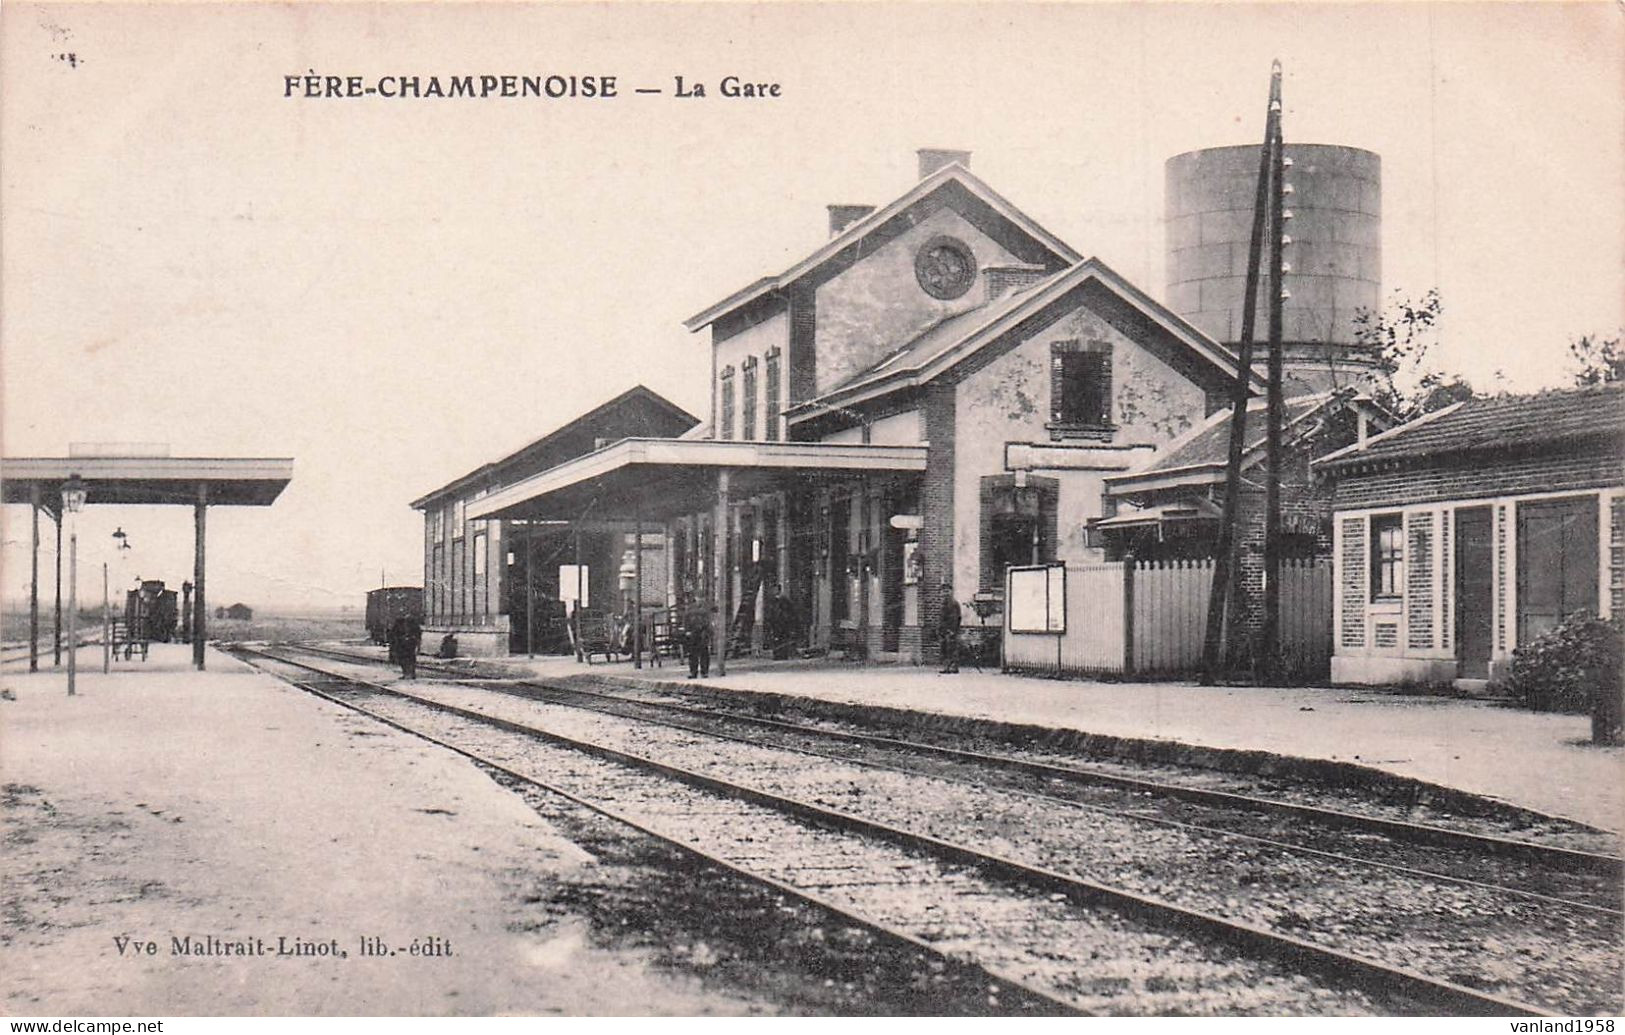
[1508,612,1624,743]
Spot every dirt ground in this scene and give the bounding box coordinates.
[0,646,768,1016]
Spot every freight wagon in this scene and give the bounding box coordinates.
[125,580,179,642]
[366,586,424,644]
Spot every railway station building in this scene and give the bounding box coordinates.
[409,386,698,656]
[1315,385,1624,687]
[463,150,1382,666]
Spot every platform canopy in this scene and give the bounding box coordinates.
[467,438,926,523]
[5,453,294,675]
[2,456,294,510]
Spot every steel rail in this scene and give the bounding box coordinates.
[454,673,1624,919]
[0,634,102,663]
[225,645,1079,1017]
[286,641,1623,878]
[542,674,1622,875]
[245,644,1552,1017]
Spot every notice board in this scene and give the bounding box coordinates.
[1006,564,1066,634]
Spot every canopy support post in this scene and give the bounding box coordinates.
[633,506,644,669]
[53,510,62,667]
[714,469,729,677]
[29,485,40,672]
[193,483,208,670]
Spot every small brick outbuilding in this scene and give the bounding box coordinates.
[1314,385,1624,686]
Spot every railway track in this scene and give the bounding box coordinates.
[0,636,100,665]
[294,642,1624,879]
[233,643,1590,1015]
[226,645,1076,1016]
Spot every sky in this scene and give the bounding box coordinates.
[2,2,1621,611]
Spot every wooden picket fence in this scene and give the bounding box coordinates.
[1003,557,1332,682]
[1131,559,1213,675]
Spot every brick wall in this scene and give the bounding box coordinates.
[1331,448,1619,510]
[1339,516,1365,648]
[1234,491,1266,633]
[1612,494,1625,617]
[1439,512,1451,651]
[1495,506,1508,652]
[919,383,956,658]
[1405,511,1434,649]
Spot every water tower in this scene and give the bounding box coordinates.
[1165,143,1381,393]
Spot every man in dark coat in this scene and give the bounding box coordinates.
[766,584,796,661]
[682,597,713,679]
[937,586,962,674]
[388,615,422,679]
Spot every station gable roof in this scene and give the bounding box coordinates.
[410,385,698,510]
[787,258,1263,424]
[682,164,1081,333]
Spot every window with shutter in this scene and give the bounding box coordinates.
[764,349,782,442]
[1048,340,1114,439]
[719,366,736,441]
[742,357,758,441]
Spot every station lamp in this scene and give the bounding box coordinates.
[60,475,87,514]
[60,475,86,696]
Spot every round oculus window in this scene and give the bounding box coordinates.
[914,236,976,300]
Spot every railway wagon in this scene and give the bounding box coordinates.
[124,580,179,642]
[366,586,424,644]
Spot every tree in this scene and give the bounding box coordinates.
[1568,332,1624,386]
[1350,289,1475,419]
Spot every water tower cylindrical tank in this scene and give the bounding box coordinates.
[1165,144,1380,347]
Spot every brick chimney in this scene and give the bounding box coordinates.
[917,148,971,179]
[827,204,875,238]
[982,263,1049,301]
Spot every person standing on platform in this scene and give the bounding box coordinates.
[389,614,422,680]
[766,584,795,661]
[683,597,713,679]
[937,585,962,674]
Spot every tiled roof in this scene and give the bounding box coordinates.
[1141,394,1331,474]
[1316,384,1624,471]
[788,258,1260,421]
[409,385,699,508]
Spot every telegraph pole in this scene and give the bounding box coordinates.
[1202,62,1282,683]
[1261,64,1289,680]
